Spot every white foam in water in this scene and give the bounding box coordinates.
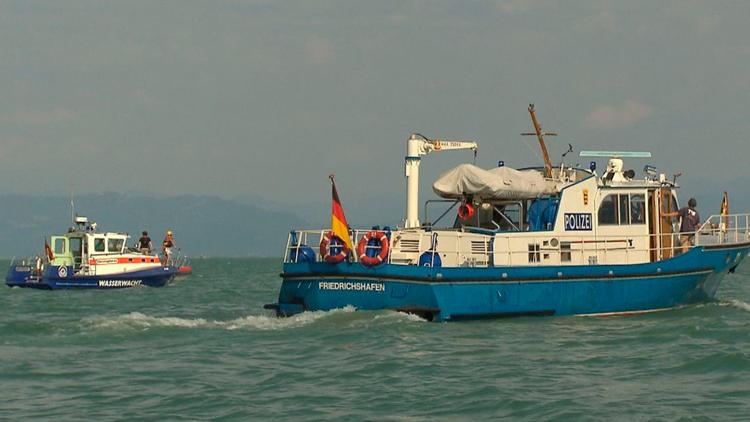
[372,311,427,323]
[86,306,359,331]
[89,312,210,330]
[224,309,338,330]
[726,299,750,313]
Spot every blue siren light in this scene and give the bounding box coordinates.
[589,161,597,171]
[498,160,505,167]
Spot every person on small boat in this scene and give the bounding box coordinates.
[662,197,701,253]
[138,231,152,254]
[162,230,176,266]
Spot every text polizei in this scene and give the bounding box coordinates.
[564,213,592,231]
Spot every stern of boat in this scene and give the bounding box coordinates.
[5,258,48,288]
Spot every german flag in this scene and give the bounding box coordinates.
[720,191,729,233]
[330,175,353,251]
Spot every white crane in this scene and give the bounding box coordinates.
[404,133,478,228]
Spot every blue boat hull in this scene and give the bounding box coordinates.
[5,265,177,290]
[272,244,750,321]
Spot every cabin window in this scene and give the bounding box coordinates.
[528,244,541,263]
[600,193,647,226]
[107,239,125,252]
[560,242,572,262]
[619,195,630,225]
[94,238,105,252]
[69,238,82,255]
[54,238,66,255]
[598,195,618,225]
[108,239,124,253]
[630,194,646,224]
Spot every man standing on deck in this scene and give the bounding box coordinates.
[662,198,701,253]
[138,231,152,254]
[162,230,176,266]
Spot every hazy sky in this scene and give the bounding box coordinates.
[2,1,749,224]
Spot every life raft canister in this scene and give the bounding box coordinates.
[319,231,349,264]
[356,230,390,266]
[458,203,475,220]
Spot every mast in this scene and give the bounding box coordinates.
[521,104,557,179]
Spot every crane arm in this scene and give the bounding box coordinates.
[404,134,479,228]
[409,134,477,157]
[421,139,478,156]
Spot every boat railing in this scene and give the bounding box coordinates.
[695,213,750,246]
[9,255,44,276]
[172,251,190,268]
[284,216,750,267]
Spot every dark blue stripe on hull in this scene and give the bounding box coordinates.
[6,266,177,289]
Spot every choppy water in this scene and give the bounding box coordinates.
[2,258,750,421]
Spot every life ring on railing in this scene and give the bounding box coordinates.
[458,203,475,220]
[319,231,349,264]
[357,231,389,266]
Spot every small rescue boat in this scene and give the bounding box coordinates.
[6,216,177,289]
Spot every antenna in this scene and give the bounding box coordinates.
[562,143,573,158]
[521,104,557,179]
[70,190,75,224]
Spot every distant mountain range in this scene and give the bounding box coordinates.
[0,193,309,258]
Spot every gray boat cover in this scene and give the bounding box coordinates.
[432,164,559,200]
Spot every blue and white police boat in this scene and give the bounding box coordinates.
[268,106,750,321]
[6,216,177,289]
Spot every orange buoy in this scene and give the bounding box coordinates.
[458,203,475,220]
[319,231,349,264]
[356,231,389,266]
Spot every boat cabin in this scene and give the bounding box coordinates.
[48,216,160,275]
[383,153,691,268]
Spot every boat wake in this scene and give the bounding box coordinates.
[84,307,360,331]
[83,306,429,331]
[722,299,750,313]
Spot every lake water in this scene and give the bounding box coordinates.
[2,258,749,421]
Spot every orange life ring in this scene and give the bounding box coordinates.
[319,231,349,264]
[458,203,475,220]
[357,230,389,266]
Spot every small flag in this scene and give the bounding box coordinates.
[329,175,353,251]
[44,239,54,261]
[720,191,729,233]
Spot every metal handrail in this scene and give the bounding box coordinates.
[423,199,459,227]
